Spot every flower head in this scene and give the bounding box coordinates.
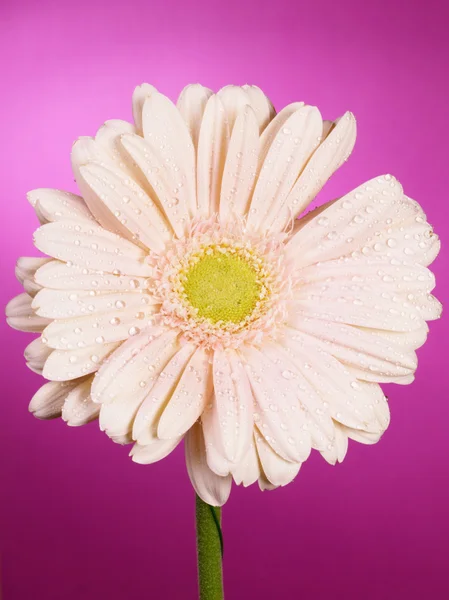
[6,83,441,505]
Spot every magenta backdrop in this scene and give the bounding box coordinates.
[1,0,448,598]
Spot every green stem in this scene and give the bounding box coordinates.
[195,494,224,600]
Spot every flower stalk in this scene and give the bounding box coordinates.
[195,494,224,600]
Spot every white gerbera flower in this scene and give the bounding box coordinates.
[6,84,441,506]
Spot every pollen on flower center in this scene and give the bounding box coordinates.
[183,250,262,324]
[149,218,293,349]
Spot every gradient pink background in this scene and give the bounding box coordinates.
[1,0,448,598]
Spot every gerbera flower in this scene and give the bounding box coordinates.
[6,83,441,506]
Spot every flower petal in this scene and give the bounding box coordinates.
[211,349,253,463]
[132,342,197,445]
[27,189,95,224]
[201,401,231,476]
[255,431,301,486]
[132,83,157,135]
[231,440,260,487]
[280,328,387,433]
[247,104,323,232]
[120,133,192,236]
[61,377,99,426]
[79,162,169,251]
[34,260,149,292]
[197,95,230,217]
[41,304,158,349]
[94,119,149,191]
[32,288,157,319]
[24,337,52,374]
[142,92,196,215]
[290,287,424,332]
[177,84,213,149]
[130,437,182,464]
[99,396,142,444]
[15,257,49,296]
[6,293,50,333]
[286,175,439,268]
[43,342,120,381]
[92,328,179,405]
[241,84,275,132]
[320,424,349,465]
[219,105,259,222]
[71,136,143,240]
[34,220,152,277]
[96,329,179,441]
[288,314,419,382]
[158,346,212,440]
[217,85,252,131]
[260,341,335,447]
[29,380,79,419]
[185,421,232,506]
[239,345,311,462]
[267,111,356,232]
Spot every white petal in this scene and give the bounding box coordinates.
[286,175,438,268]
[61,377,99,426]
[15,257,49,296]
[196,95,230,217]
[43,342,119,381]
[27,189,95,223]
[34,220,152,277]
[120,133,191,236]
[258,102,304,164]
[177,84,213,149]
[261,341,335,446]
[92,328,179,405]
[296,255,436,294]
[130,437,182,464]
[158,346,212,440]
[91,325,164,402]
[211,349,253,463]
[409,291,442,321]
[320,424,348,465]
[241,85,275,131]
[201,401,231,476]
[79,162,169,251]
[142,92,196,215]
[132,83,157,134]
[71,136,141,240]
[247,104,323,232]
[255,431,301,486]
[340,426,383,445]
[290,287,424,332]
[6,293,50,333]
[96,330,177,441]
[239,345,311,462]
[99,395,142,444]
[185,421,232,506]
[219,105,259,222]
[24,337,52,374]
[217,85,252,131]
[29,380,79,419]
[288,315,418,382]
[267,111,356,232]
[42,304,158,349]
[33,288,157,319]
[132,342,197,444]
[94,119,150,191]
[231,440,260,486]
[35,260,149,292]
[280,328,384,433]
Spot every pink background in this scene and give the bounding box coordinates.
[1,0,448,598]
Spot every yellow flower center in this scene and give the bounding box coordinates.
[183,249,262,324]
